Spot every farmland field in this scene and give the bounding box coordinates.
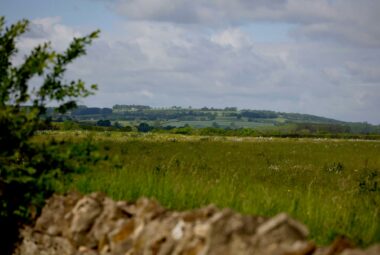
[36,131,380,246]
[114,117,275,129]
[163,119,272,128]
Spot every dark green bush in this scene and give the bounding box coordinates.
[0,16,99,254]
[359,169,380,193]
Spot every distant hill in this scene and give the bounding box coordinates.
[46,104,380,135]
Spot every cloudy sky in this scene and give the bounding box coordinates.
[1,0,380,123]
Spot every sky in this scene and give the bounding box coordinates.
[1,0,380,124]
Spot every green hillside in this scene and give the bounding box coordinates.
[46,105,380,135]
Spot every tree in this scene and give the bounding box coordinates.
[113,121,122,129]
[137,122,152,132]
[212,121,220,128]
[96,119,111,127]
[0,16,99,254]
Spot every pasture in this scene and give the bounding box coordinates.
[37,131,380,246]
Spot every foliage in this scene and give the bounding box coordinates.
[359,169,380,193]
[0,16,99,254]
[96,119,111,127]
[48,103,380,137]
[323,162,344,174]
[72,105,112,115]
[137,122,153,132]
[113,121,122,129]
[51,118,380,139]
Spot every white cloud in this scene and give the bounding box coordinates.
[139,89,154,98]
[20,17,81,51]
[210,28,251,49]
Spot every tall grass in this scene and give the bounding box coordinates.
[37,131,380,246]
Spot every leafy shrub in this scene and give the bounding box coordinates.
[0,16,99,254]
[137,122,153,132]
[97,119,112,127]
[359,169,380,193]
[323,162,344,174]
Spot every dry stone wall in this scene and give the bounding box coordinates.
[15,193,380,255]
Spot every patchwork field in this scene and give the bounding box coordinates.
[37,131,380,246]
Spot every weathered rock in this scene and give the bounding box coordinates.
[14,193,380,255]
[69,193,104,246]
[248,212,314,255]
[16,228,75,255]
[341,245,380,255]
[34,192,81,237]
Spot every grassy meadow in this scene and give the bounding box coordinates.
[36,131,380,246]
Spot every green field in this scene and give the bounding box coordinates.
[38,131,380,246]
[163,119,272,128]
[114,117,275,129]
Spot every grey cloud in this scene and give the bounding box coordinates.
[95,0,321,24]
[92,0,380,48]
[345,62,380,84]
[91,0,352,24]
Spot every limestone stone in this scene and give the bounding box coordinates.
[14,193,380,255]
[341,244,380,255]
